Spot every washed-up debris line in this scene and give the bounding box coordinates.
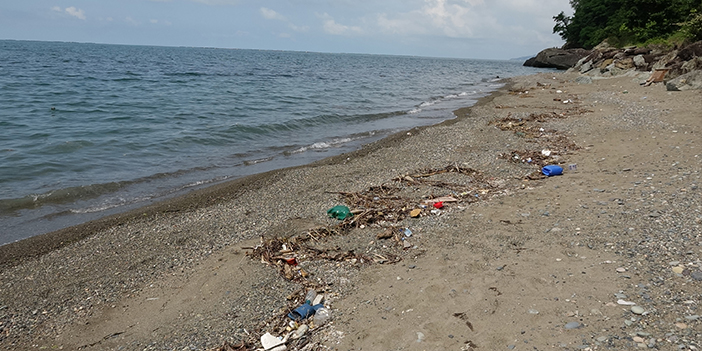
[490,109,587,179]
[246,164,498,280]
[392,164,492,193]
[229,164,506,351]
[212,287,335,351]
[490,109,590,136]
[245,236,373,282]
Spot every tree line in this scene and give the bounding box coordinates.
[554,0,702,49]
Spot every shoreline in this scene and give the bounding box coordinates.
[1,71,700,350]
[0,83,506,266]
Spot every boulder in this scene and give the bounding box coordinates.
[615,58,635,69]
[633,55,646,68]
[666,70,702,91]
[682,57,702,73]
[524,48,591,70]
[677,41,702,61]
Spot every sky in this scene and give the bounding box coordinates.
[0,0,573,59]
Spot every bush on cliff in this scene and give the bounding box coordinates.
[554,0,702,49]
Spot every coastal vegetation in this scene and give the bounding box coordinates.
[553,0,702,49]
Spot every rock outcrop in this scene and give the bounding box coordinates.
[559,40,702,90]
[523,48,591,70]
[666,70,702,91]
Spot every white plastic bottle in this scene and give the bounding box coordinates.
[314,307,331,326]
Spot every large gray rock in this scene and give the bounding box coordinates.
[633,54,646,68]
[524,48,591,70]
[666,70,702,91]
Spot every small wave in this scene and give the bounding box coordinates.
[0,181,127,215]
[67,194,154,214]
[218,110,407,139]
[285,137,354,155]
[69,202,123,214]
[419,101,436,107]
[407,108,421,114]
[243,156,275,165]
[179,175,230,190]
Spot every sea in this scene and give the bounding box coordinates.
[0,39,550,245]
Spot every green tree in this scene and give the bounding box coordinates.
[553,0,702,49]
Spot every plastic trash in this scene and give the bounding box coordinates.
[305,289,317,304]
[542,165,563,176]
[327,205,352,220]
[313,307,331,326]
[433,201,443,209]
[291,324,309,339]
[312,293,324,306]
[261,332,287,351]
[288,303,325,321]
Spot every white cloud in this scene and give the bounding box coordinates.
[52,6,86,20]
[369,0,567,45]
[65,6,86,20]
[260,7,285,21]
[319,13,363,36]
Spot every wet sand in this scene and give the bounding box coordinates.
[1,71,700,350]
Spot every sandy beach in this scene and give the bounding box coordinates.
[1,71,700,350]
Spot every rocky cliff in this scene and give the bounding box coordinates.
[525,41,702,90]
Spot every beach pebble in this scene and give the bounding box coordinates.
[633,336,645,343]
[691,270,702,281]
[616,267,627,273]
[564,321,582,329]
[617,299,636,305]
[416,332,425,342]
[672,266,684,274]
[631,306,645,315]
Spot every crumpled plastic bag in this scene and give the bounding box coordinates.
[327,205,352,220]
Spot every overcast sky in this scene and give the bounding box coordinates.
[1,0,572,59]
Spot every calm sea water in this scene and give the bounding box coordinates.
[0,40,549,245]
